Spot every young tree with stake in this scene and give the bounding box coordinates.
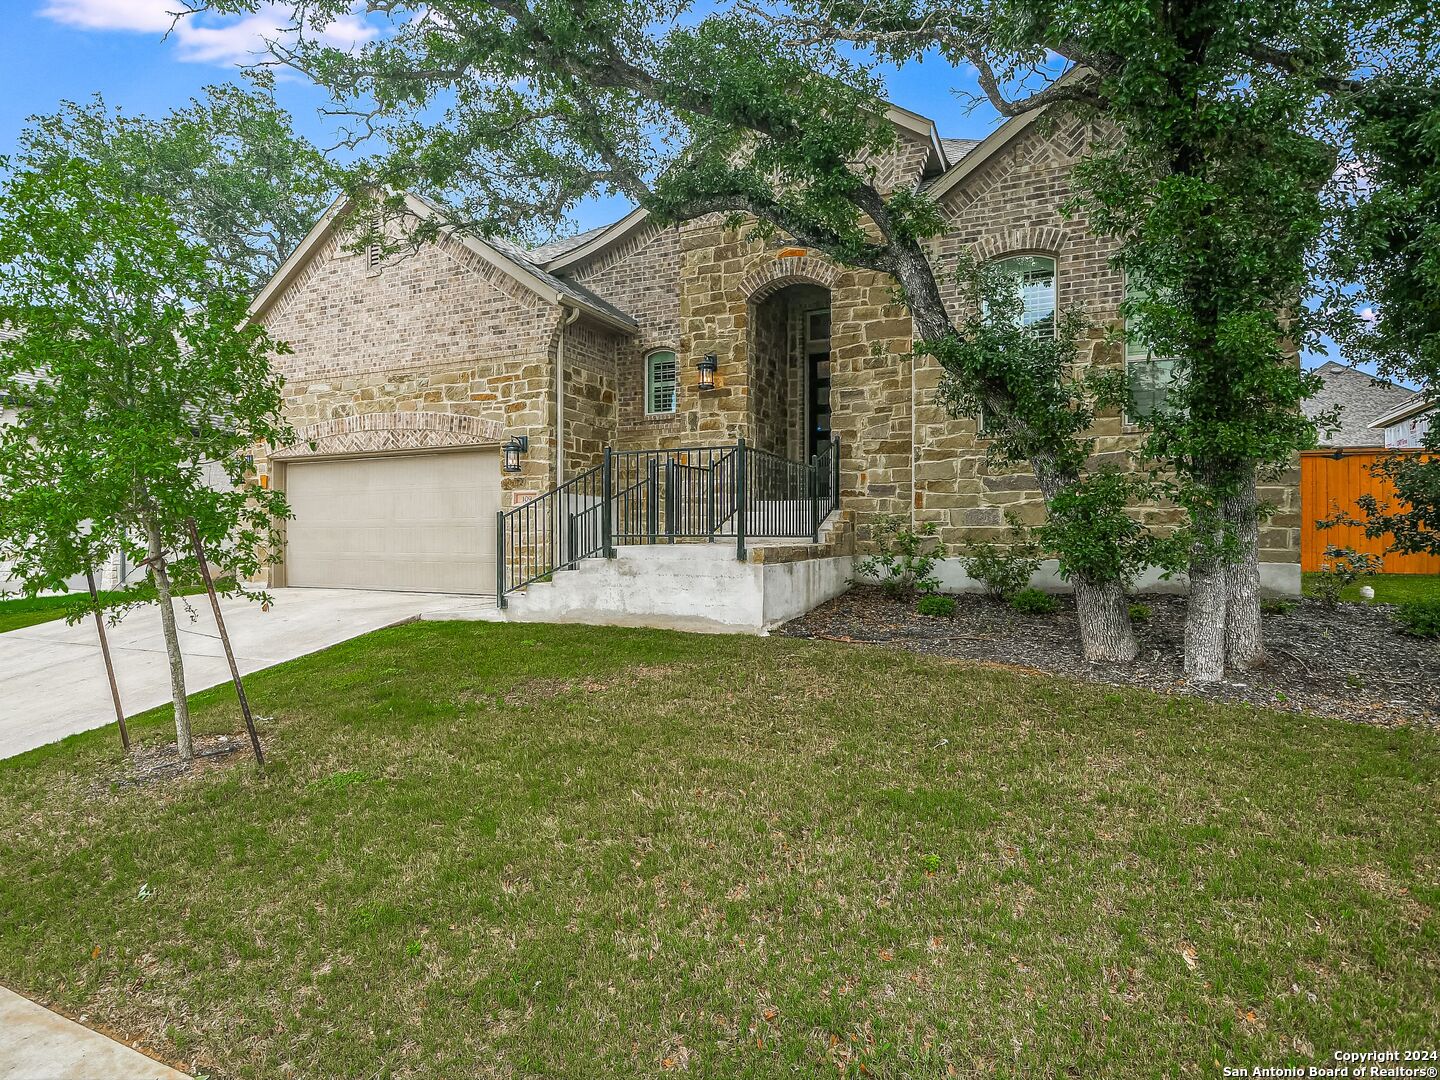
[0,155,293,764]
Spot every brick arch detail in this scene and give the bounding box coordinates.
[271,410,506,460]
[740,256,839,303]
[972,227,1068,263]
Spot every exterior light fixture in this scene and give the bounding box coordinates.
[697,352,719,392]
[502,434,529,473]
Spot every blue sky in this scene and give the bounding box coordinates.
[0,1,1009,234]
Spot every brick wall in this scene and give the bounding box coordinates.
[252,212,566,503]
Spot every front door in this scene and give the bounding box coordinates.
[805,308,832,459]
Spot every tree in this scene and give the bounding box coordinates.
[1323,74,1440,557]
[198,0,1162,661]
[773,0,1393,680]
[933,257,1172,659]
[0,155,293,764]
[13,72,338,290]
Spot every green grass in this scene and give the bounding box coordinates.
[1302,572,1440,605]
[0,623,1436,1078]
[0,592,90,633]
[0,579,235,634]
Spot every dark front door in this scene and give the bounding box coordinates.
[805,308,831,459]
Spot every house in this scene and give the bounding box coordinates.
[247,102,1302,629]
[1303,361,1415,448]
[1370,393,1434,450]
[0,329,144,595]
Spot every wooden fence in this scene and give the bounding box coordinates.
[1300,449,1440,573]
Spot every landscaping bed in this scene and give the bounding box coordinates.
[780,586,1439,728]
[1,621,1436,1078]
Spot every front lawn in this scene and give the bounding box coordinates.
[0,579,235,634]
[0,622,1435,1078]
[0,593,87,633]
[1302,571,1440,605]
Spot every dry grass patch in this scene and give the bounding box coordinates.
[0,621,1435,1079]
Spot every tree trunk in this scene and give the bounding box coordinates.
[1031,461,1139,664]
[1223,472,1267,671]
[147,518,193,765]
[1074,577,1139,662]
[1183,499,1229,682]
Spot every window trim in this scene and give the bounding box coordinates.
[989,252,1058,338]
[644,348,679,416]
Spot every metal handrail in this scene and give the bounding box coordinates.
[497,435,841,605]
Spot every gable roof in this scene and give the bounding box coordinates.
[542,101,986,275]
[1303,361,1417,447]
[248,192,637,333]
[1369,391,1435,430]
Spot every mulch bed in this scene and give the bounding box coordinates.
[778,586,1439,728]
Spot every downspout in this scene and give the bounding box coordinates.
[555,303,581,484]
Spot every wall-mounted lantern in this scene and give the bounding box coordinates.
[502,434,529,473]
[697,352,719,393]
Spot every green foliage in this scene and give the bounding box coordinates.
[1393,598,1440,638]
[12,73,336,290]
[1127,603,1152,623]
[916,594,957,618]
[0,154,293,606]
[1261,598,1295,616]
[1010,588,1058,616]
[928,255,1094,476]
[1312,547,1384,608]
[854,515,941,596]
[1040,468,1179,588]
[961,515,1042,600]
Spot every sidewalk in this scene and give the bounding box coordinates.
[0,987,189,1080]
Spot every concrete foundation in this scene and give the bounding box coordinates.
[500,543,855,634]
[931,558,1302,597]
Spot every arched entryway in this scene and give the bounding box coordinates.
[748,282,832,462]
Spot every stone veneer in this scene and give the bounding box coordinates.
[252,114,1300,581]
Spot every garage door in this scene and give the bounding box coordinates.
[284,450,501,593]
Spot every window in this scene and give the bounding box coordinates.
[646,350,678,414]
[992,255,1057,336]
[1123,275,1179,422]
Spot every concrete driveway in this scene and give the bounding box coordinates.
[0,588,495,759]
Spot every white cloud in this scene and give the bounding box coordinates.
[37,1,378,67]
[38,0,176,32]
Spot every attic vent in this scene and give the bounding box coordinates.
[366,213,383,270]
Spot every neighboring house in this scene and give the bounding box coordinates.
[0,329,136,594]
[247,101,1303,625]
[1303,361,1415,448]
[1370,393,1434,450]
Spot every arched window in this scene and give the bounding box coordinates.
[645,349,678,414]
[992,254,1057,336]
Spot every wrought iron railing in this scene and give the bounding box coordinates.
[497,435,840,606]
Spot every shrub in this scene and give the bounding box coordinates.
[916,594,957,618]
[961,516,1043,600]
[1010,587,1057,615]
[1394,598,1440,638]
[1261,598,1295,616]
[854,515,941,596]
[1312,546,1384,608]
[1128,602,1152,622]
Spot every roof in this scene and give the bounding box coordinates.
[1369,391,1435,430]
[528,223,623,263]
[248,192,637,334]
[940,138,981,163]
[1303,361,1416,447]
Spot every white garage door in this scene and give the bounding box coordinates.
[284,450,501,594]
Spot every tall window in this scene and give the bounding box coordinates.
[646,349,678,414]
[1124,275,1178,422]
[992,254,1057,336]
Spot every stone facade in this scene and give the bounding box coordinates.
[250,107,1301,589]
